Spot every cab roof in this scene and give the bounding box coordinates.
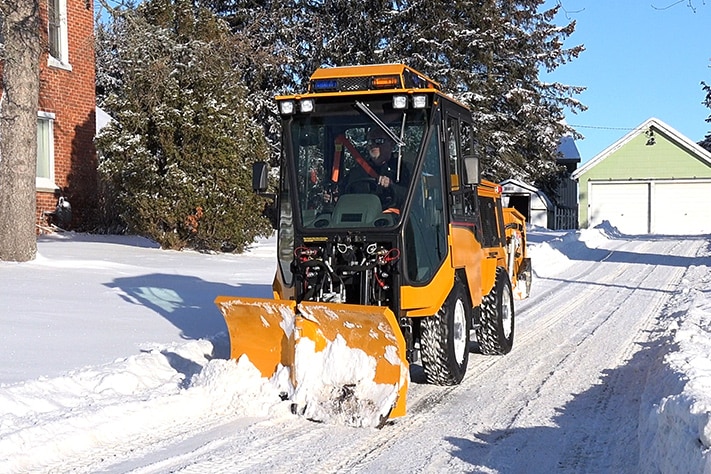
[275,63,470,112]
[308,63,441,92]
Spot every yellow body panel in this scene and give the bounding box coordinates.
[400,260,455,317]
[272,270,295,301]
[479,255,500,297]
[450,224,484,306]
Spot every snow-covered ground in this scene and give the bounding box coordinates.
[0,225,709,473]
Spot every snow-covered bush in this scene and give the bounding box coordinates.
[95,0,273,251]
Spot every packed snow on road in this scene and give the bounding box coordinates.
[1,225,709,473]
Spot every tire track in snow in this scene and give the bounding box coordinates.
[266,239,687,472]
[551,237,695,473]
[457,237,698,473]
[126,419,327,474]
[81,236,703,474]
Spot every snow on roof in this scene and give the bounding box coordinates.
[571,117,711,180]
[96,106,113,134]
[557,135,581,162]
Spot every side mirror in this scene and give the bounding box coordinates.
[252,161,278,229]
[252,162,269,193]
[463,156,480,185]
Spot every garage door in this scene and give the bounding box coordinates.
[652,181,711,234]
[590,182,649,234]
[589,180,711,235]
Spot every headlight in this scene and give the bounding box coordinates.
[412,95,427,109]
[299,99,315,113]
[279,100,295,115]
[392,95,408,109]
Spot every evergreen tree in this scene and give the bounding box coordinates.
[700,79,711,152]
[96,0,272,252]
[699,132,711,152]
[204,0,584,188]
[386,0,585,186]
[195,0,295,164]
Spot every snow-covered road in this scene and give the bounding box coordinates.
[1,228,710,473]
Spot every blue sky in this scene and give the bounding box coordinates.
[543,0,710,162]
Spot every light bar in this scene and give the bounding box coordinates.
[311,79,339,92]
[371,76,400,89]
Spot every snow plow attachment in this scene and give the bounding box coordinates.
[214,296,409,427]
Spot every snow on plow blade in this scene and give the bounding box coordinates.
[214,296,409,427]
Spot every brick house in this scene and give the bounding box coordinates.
[35,0,97,230]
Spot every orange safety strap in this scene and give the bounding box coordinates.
[331,141,342,183]
[333,134,379,181]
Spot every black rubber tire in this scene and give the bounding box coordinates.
[476,267,515,355]
[420,278,472,385]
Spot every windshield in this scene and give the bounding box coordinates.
[287,103,427,229]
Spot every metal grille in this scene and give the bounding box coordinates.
[339,77,370,91]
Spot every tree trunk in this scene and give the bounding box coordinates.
[0,1,41,262]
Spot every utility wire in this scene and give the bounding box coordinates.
[568,124,652,132]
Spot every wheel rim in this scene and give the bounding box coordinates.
[501,289,513,340]
[453,299,467,364]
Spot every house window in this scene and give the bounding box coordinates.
[37,112,56,190]
[47,0,70,68]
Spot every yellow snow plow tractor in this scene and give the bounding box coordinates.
[215,64,531,427]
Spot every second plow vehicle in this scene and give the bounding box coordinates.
[215,64,532,427]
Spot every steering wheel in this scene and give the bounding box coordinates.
[344,177,378,194]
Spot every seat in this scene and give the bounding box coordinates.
[330,193,382,227]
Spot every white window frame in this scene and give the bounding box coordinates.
[37,111,57,191]
[47,0,71,70]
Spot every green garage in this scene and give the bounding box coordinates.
[572,118,711,235]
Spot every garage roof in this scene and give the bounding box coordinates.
[571,117,711,180]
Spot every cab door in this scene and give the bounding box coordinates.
[444,107,487,306]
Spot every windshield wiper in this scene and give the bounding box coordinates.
[354,101,405,147]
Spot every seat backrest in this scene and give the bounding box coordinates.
[330,193,382,227]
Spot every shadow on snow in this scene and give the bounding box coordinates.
[105,273,272,360]
[534,226,711,270]
[443,326,687,473]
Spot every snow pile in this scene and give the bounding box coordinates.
[292,334,399,428]
[639,262,711,473]
[0,340,287,473]
[526,227,576,277]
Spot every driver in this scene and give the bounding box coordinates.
[339,127,409,212]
